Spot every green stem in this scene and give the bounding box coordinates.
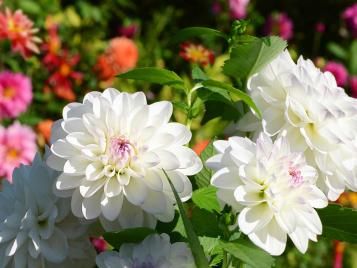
[185,89,193,129]
[222,251,228,268]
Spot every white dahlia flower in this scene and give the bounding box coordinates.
[96,233,195,268]
[47,88,202,230]
[207,133,328,255]
[238,51,357,200]
[0,154,95,268]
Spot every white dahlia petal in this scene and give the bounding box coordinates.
[47,88,202,229]
[239,50,357,199]
[0,155,95,267]
[96,234,195,268]
[209,134,328,255]
[48,88,201,230]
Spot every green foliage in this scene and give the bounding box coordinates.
[192,186,221,213]
[171,27,228,44]
[103,227,156,249]
[194,140,215,188]
[318,204,357,243]
[163,170,209,268]
[220,239,275,268]
[118,67,186,91]
[201,79,261,118]
[191,207,220,237]
[223,35,287,80]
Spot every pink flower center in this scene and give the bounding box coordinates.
[109,136,135,167]
[289,167,303,187]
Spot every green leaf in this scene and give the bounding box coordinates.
[118,67,186,90]
[201,79,261,118]
[173,101,189,112]
[349,41,357,75]
[192,186,221,213]
[194,140,215,188]
[327,42,348,60]
[171,27,227,44]
[163,170,209,268]
[219,239,275,268]
[156,211,180,234]
[191,207,220,237]
[223,35,287,80]
[318,204,357,243]
[103,227,156,249]
[192,66,209,82]
[199,237,223,267]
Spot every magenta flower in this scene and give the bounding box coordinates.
[118,24,138,38]
[0,71,32,119]
[229,0,250,19]
[90,237,108,253]
[264,12,294,40]
[350,76,357,98]
[324,61,348,87]
[0,122,36,182]
[342,3,357,38]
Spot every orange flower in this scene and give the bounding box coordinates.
[36,119,53,144]
[95,37,139,81]
[0,8,41,58]
[179,42,214,66]
[193,139,210,155]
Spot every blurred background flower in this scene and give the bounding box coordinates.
[0,70,32,119]
[0,122,36,182]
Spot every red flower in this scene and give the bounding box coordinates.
[44,50,82,101]
[41,19,82,101]
[179,42,215,66]
[0,8,41,58]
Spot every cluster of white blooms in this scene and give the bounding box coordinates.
[96,233,195,268]
[47,88,202,231]
[0,154,95,267]
[238,51,357,200]
[1,50,354,264]
[208,133,328,255]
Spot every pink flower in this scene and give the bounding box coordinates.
[350,76,357,98]
[118,24,138,38]
[342,3,357,38]
[0,122,36,182]
[315,22,326,33]
[324,61,348,87]
[90,237,108,253]
[0,8,41,58]
[0,71,32,119]
[229,0,250,19]
[264,12,294,40]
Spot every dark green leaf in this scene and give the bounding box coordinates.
[318,204,357,243]
[171,27,227,44]
[219,239,275,268]
[156,211,180,234]
[192,186,221,213]
[103,227,156,249]
[223,35,287,80]
[349,41,357,75]
[194,140,215,188]
[118,67,186,90]
[191,207,220,237]
[163,170,209,268]
[202,79,261,118]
